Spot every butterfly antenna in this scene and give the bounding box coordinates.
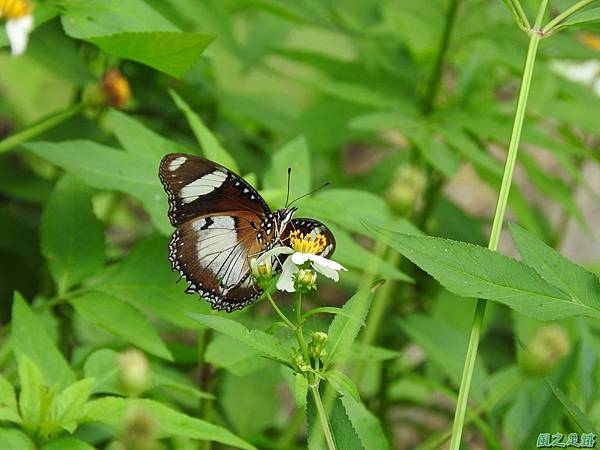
[287,181,331,207]
[285,167,292,208]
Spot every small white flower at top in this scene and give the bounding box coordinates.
[251,229,346,293]
[0,0,34,56]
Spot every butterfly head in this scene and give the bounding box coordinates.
[272,207,297,240]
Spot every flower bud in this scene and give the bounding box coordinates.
[521,325,571,376]
[118,349,149,397]
[120,407,158,450]
[250,256,274,288]
[292,349,310,373]
[385,165,426,215]
[309,331,328,359]
[294,268,317,292]
[101,69,132,108]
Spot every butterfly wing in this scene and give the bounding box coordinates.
[282,218,336,258]
[169,214,264,312]
[159,153,270,227]
[159,153,272,311]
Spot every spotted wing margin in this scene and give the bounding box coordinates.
[169,214,264,312]
[282,218,336,258]
[159,153,270,227]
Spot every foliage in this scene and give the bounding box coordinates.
[1,0,600,449]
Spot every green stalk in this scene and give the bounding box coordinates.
[310,385,337,450]
[422,0,461,114]
[542,0,596,34]
[0,102,85,154]
[265,290,295,329]
[448,2,547,448]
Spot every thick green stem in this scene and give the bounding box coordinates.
[543,0,596,33]
[310,385,337,450]
[0,103,84,154]
[448,3,546,448]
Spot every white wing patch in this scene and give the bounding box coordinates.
[180,170,227,203]
[194,216,249,289]
[168,156,187,171]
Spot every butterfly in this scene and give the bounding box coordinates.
[159,153,336,312]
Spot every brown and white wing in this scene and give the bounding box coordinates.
[159,153,270,227]
[169,214,264,312]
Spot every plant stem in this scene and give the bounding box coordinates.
[448,2,547,448]
[422,0,461,114]
[542,0,596,33]
[295,292,310,361]
[511,0,531,29]
[0,103,85,154]
[310,385,337,450]
[265,290,295,329]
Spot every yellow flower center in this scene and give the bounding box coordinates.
[0,0,33,19]
[289,230,327,254]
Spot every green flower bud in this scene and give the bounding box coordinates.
[292,349,310,373]
[521,325,571,376]
[120,407,158,450]
[250,257,274,288]
[309,331,328,359]
[385,165,426,215]
[294,268,317,292]
[118,349,149,397]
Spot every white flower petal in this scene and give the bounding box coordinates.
[6,15,33,56]
[276,258,298,292]
[292,252,346,271]
[312,262,340,281]
[258,246,293,262]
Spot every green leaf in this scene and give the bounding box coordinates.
[70,292,172,360]
[93,237,210,329]
[0,375,21,423]
[325,285,377,366]
[83,349,121,395]
[264,137,311,201]
[368,225,600,321]
[221,367,280,435]
[405,127,460,179]
[340,394,389,450]
[325,370,360,402]
[187,314,290,365]
[42,438,96,450]
[509,224,600,310]
[49,378,95,433]
[26,140,170,234]
[398,314,488,398]
[88,31,214,78]
[561,7,600,29]
[11,293,76,389]
[308,394,362,450]
[300,189,420,236]
[544,376,597,433]
[0,429,35,450]
[330,224,413,282]
[293,373,309,409]
[107,109,177,161]
[18,356,46,429]
[205,335,267,377]
[59,0,178,38]
[41,175,105,293]
[169,90,238,171]
[82,397,256,449]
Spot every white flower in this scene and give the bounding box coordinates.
[552,60,600,97]
[253,229,347,293]
[5,14,32,55]
[277,251,346,292]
